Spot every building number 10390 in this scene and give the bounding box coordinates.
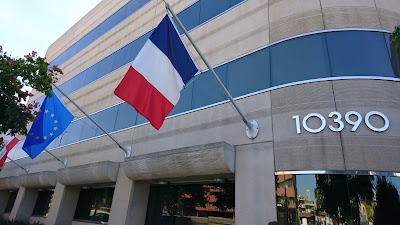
[292,111,389,134]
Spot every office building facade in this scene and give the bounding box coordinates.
[1,0,400,224]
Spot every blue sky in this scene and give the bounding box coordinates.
[1,0,101,160]
[0,0,102,59]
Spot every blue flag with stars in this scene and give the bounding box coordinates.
[22,90,74,159]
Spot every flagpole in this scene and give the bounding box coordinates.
[44,149,67,168]
[164,2,259,139]
[6,157,29,173]
[51,84,132,157]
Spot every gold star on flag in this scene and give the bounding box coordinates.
[43,136,47,140]
[49,133,54,137]
[54,120,58,124]
[36,136,40,140]
[45,109,49,114]
[54,127,58,131]
[51,114,55,118]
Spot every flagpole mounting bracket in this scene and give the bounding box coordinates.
[124,146,132,158]
[246,120,259,139]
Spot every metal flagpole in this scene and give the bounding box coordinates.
[7,157,29,173]
[51,84,132,157]
[164,2,259,139]
[45,149,68,167]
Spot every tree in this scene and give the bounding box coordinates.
[391,25,400,48]
[0,45,62,140]
[390,26,400,77]
[373,177,400,225]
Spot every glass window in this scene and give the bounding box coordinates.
[271,33,331,86]
[78,114,101,141]
[227,48,271,97]
[199,0,230,24]
[327,31,394,77]
[74,187,115,224]
[96,105,118,134]
[145,183,235,225]
[169,84,194,116]
[4,191,18,213]
[191,66,227,109]
[32,190,54,217]
[114,103,138,131]
[276,173,400,225]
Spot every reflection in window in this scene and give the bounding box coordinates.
[74,187,114,224]
[32,190,54,217]
[145,183,235,225]
[276,174,400,225]
[4,191,18,213]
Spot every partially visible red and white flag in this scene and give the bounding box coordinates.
[0,137,19,167]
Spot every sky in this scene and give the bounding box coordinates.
[0,0,102,58]
[0,0,102,160]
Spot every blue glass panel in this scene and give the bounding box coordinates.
[49,0,150,67]
[199,0,229,24]
[114,103,138,131]
[136,114,149,126]
[175,1,200,33]
[96,106,118,134]
[230,0,244,7]
[79,113,101,140]
[169,84,194,116]
[59,120,81,146]
[97,55,116,79]
[227,48,270,97]
[191,66,227,109]
[327,31,394,77]
[271,33,331,86]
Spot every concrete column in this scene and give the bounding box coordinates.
[235,142,277,225]
[9,187,39,221]
[126,182,150,225]
[0,191,11,214]
[46,182,80,225]
[109,166,150,225]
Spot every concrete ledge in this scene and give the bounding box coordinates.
[57,161,119,186]
[20,171,57,188]
[122,142,235,181]
[0,176,20,190]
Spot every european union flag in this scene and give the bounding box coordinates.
[22,90,74,159]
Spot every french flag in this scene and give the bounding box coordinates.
[114,15,198,130]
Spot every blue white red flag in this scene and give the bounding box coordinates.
[114,15,198,130]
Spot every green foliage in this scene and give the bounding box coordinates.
[0,45,62,138]
[373,177,400,225]
[0,217,43,225]
[390,25,400,48]
[315,175,374,225]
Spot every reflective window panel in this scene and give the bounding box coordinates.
[4,191,18,213]
[276,174,400,225]
[74,187,115,224]
[32,190,54,217]
[145,183,235,225]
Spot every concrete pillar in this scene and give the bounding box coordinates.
[235,142,277,225]
[0,191,11,214]
[126,182,150,225]
[9,187,39,221]
[109,166,150,225]
[46,182,80,225]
